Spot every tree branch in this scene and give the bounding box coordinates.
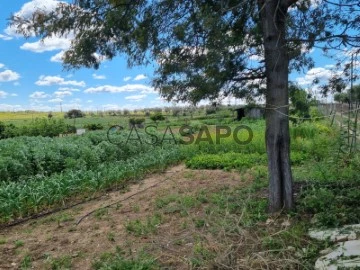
[232,73,266,82]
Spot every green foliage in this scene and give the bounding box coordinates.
[64,109,85,119]
[334,84,360,104]
[298,183,360,228]
[0,118,75,139]
[129,118,145,126]
[334,92,349,104]
[309,106,323,119]
[150,113,165,122]
[92,248,158,270]
[125,214,163,236]
[84,123,104,130]
[0,130,183,222]
[0,121,5,136]
[46,255,72,270]
[185,153,267,170]
[205,107,217,115]
[172,108,182,117]
[289,84,312,123]
[20,255,32,270]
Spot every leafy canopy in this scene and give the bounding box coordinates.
[10,0,360,104]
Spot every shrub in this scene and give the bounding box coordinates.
[0,122,5,138]
[84,123,104,130]
[66,125,77,134]
[150,112,165,122]
[172,108,182,117]
[205,107,217,115]
[64,109,85,119]
[129,118,145,127]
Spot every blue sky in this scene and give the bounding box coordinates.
[0,0,354,112]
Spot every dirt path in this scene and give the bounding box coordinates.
[0,164,248,269]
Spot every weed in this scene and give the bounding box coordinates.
[107,232,116,242]
[92,248,158,269]
[20,255,32,269]
[46,255,72,270]
[94,208,108,220]
[14,240,24,248]
[125,214,162,236]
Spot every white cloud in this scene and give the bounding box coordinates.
[54,91,73,98]
[61,102,82,111]
[87,100,93,103]
[21,36,71,53]
[92,73,106,80]
[29,91,50,99]
[58,87,80,92]
[0,70,20,82]
[48,98,63,103]
[10,93,18,97]
[301,44,315,54]
[101,104,122,111]
[249,54,264,61]
[0,104,24,111]
[0,34,13,41]
[0,63,4,69]
[50,51,65,62]
[29,104,53,111]
[123,76,132,82]
[0,91,8,98]
[133,74,147,81]
[84,84,154,94]
[36,75,86,87]
[5,0,63,37]
[125,94,147,101]
[296,67,334,85]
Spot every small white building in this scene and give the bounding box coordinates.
[76,129,86,136]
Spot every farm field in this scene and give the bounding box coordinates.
[0,109,359,269]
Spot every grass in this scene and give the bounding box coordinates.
[92,247,158,270]
[107,232,116,242]
[118,166,324,269]
[46,255,72,270]
[20,255,32,269]
[14,239,24,248]
[125,213,163,236]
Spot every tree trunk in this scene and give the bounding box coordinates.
[258,0,294,212]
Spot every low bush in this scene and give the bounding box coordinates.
[129,118,145,127]
[84,123,104,130]
[150,112,165,122]
[64,109,85,119]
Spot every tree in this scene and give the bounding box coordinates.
[10,0,360,212]
[150,112,166,123]
[64,109,85,119]
[333,85,360,104]
[334,92,350,105]
[289,84,312,123]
